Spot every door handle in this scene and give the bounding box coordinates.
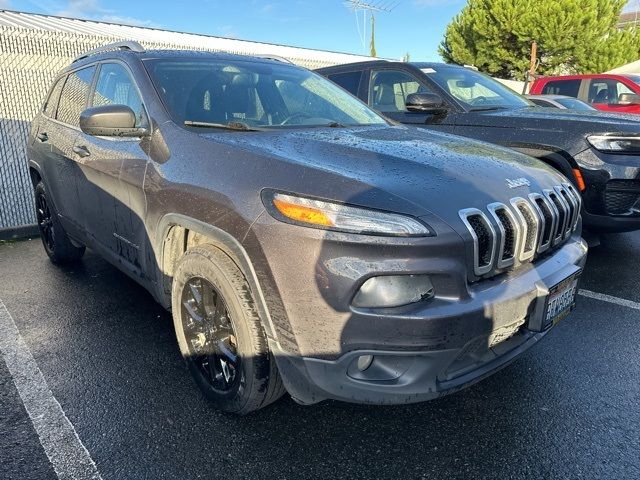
[73,145,91,158]
[37,132,48,142]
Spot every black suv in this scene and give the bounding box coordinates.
[318,61,640,233]
[28,43,587,413]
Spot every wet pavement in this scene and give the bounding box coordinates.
[1,234,639,480]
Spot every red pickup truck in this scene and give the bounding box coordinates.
[530,74,640,114]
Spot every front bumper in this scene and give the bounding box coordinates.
[271,234,588,405]
[575,148,640,232]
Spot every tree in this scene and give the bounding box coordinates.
[439,0,640,79]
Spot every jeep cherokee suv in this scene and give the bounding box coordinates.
[28,43,587,413]
[318,61,640,233]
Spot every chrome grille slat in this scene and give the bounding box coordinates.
[528,193,553,253]
[460,184,579,279]
[488,203,518,269]
[459,209,496,277]
[510,197,539,261]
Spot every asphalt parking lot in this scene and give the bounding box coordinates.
[1,234,639,480]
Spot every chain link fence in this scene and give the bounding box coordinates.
[0,25,346,232]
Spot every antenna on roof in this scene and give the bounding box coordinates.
[73,41,145,62]
[345,1,402,56]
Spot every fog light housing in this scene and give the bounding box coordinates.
[356,355,374,371]
[352,275,434,308]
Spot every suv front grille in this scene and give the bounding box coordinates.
[460,183,581,278]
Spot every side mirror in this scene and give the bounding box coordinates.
[80,105,147,137]
[618,93,640,105]
[405,93,447,113]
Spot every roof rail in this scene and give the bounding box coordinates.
[73,41,145,63]
[253,54,294,64]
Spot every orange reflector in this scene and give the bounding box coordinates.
[573,168,586,192]
[273,198,334,226]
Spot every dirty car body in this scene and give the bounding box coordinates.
[318,61,640,233]
[28,47,587,410]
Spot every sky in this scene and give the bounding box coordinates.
[1,0,467,61]
[1,1,638,61]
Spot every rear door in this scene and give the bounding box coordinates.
[75,61,150,273]
[40,65,97,239]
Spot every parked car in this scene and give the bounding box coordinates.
[529,74,640,114]
[318,61,640,232]
[525,94,595,111]
[28,43,587,414]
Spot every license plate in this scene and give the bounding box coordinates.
[543,274,579,328]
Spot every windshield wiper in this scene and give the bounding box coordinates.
[468,106,509,112]
[325,121,345,128]
[184,120,261,131]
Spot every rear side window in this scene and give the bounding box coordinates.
[327,71,363,96]
[541,79,580,98]
[56,66,96,126]
[43,77,65,117]
[92,63,146,127]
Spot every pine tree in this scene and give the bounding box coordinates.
[439,0,640,79]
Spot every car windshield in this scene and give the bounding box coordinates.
[554,97,595,111]
[416,64,532,111]
[624,74,640,86]
[144,58,386,129]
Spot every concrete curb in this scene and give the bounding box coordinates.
[0,224,39,241]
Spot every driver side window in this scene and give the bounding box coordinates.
[369,70,430,113]
[92,63,147,127]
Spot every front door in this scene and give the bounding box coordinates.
[75,62,150,274]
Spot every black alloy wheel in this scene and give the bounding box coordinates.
[180,276,241,393]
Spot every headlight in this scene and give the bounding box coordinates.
[587,135,640,153]
[263,191,432,236]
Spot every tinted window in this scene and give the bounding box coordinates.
[369,69,431,113]
[43,77,65,117]
[541,80,580,98]
[588,79,634,105]
[144,59,385,128]
[57,66,96,126]
[327,71,362,95]
[92,63,146,127]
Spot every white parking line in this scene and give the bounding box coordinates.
[579,289,640,311]
[0,300,103,480]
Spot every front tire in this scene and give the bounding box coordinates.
[34,181,85,264]
[171,245,285,414]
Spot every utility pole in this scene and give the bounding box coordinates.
[345,1,403,56]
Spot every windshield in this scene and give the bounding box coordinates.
[144,58,386,129]
[624,74,640,86]
[418,65,531,111]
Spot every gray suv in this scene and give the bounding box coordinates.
[28,42,587,414]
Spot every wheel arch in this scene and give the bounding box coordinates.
[508,145,579,186]
[28,161,43,187]
[156,213,279,345]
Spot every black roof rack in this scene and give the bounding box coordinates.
[73,41,145,63]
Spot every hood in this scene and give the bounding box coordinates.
[199,125,568,220]
[461,106,640,134]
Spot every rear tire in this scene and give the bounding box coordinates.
[34,181,85,264]
[171,244,285,414]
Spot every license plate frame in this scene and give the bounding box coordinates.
[542,272,580,329]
